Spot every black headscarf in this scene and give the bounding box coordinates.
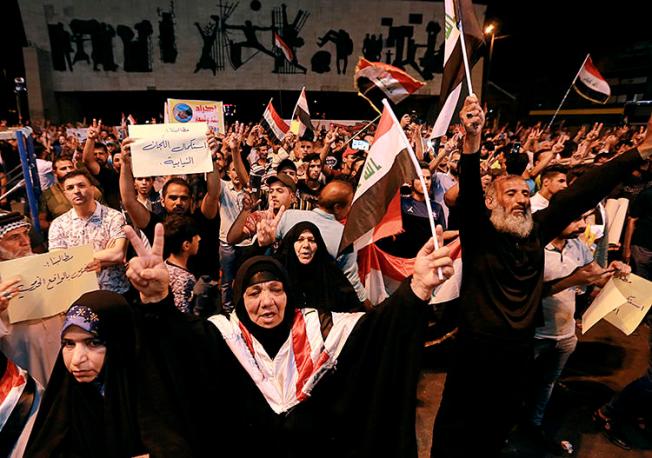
[232,256,296,358]
[276,221,362,312]
[25,290,145,458]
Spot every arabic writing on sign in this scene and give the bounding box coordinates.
[163,156,195,168]
[166,126,191,133]
[42,252,73,268]
[0,245,99,323]
[17,266,88,297]
[128,122,214,178]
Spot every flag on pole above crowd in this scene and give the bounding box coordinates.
[274,32,295,63]
[430,0,484,139]
[262,99,289,141]
[338,101,419,255]
[353,58,426,111]
[573,55,611,104]
[290,87,314,138]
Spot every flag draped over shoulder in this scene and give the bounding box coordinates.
[573,55,611,104]
[430,0,484,139]
[262,100,289,141]
[354,58,426,108]
[338,104,418,255]
[290,87,314,138]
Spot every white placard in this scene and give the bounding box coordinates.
[128,122,213,177]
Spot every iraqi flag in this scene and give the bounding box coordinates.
[338,101,418,255]
[274,32,295,63]
[358,238,463,305]
[354,58,426,106]
[290,87,314,138]
[573,55,611,104]
[262,99,289,141]
[430,0,484,139]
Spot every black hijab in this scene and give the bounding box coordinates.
[25,290,144,458]
[232,256,296,358]
[276,221,362,312]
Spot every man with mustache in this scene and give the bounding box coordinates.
[430,96,652,457]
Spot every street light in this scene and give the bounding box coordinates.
[14,77,27,123]
[484,23,497,89]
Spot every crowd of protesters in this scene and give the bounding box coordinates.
[0,96,650,457]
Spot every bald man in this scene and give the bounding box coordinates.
[273,180,367,303]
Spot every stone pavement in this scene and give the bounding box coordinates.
[416,321,652,458]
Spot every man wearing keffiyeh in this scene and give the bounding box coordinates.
[0,212,66,386]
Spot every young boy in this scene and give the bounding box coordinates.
[163,215,200,313]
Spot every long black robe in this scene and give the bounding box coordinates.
[137,279,428,458]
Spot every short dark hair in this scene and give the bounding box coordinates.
[164,215,199,255]
[540,165,567,181]
[62,169,93,185]
[53,155,74,170]
[304,153,321,163]
[277,158,297,173]
[94,142,107,153]
[505,152,529,175]
[162,177,191,197]
[482,140,495,152]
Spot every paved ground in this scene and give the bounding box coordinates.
[415,321,652,458]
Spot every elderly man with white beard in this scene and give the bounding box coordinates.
[0,212,65,386]
[430,97,652,458]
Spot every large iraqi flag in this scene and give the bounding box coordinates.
[573,55,611,104]
[430,0,484,139]
[338,102,418,255]
[354,58,426,106]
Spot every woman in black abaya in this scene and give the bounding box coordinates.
[25,291,146,458]
[276,221,362,312]
[124,223,454,458]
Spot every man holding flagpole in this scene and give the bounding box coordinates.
[430,95,652,457]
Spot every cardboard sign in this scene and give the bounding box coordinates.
[128,122,213,177]
[582,273,652,335]
[0,246,99,323]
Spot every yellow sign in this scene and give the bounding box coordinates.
[167,99,225,134]
[0,246,99,323]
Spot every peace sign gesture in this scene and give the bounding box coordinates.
[256,205,286,247]
[124,224,169,303]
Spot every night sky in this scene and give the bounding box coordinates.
[482,0,651,108]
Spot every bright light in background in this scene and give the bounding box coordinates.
[484,23,495,35]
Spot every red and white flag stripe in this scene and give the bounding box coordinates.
[262,100,289,141]
[574,55,611,104]
[274,32,295,63]
[209,308,364,414]
[358,238,463,305]
[354,58,426,104]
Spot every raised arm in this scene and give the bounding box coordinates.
[82,119,102,175]
[457,95,487,233]
[119,138,151,229]
[538,115,652,244]
[201,130,223,220]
